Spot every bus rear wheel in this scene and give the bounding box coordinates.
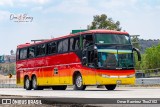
[24,77,32,90]
[52,85,67,90]
[32,76,43,90]
[105,85,116,90]
[74,73,86,90]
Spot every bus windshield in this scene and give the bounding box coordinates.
[95,34,130,44]
[97,46,134,69]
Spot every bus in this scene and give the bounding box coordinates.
[16,29,141,90]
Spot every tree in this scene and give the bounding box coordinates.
[131,35,142,70]
[145,44,160,69]
[10,50,14,55]
[131,36,141,50]
[87,14,121,31]
[134,53,146,70]
[9,63,16,75]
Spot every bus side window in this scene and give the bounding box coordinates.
[19,48,27,60]
[28,47,35,58]
[70,37,80,51]
[48,42,56,54]
[75,37,80,50]
[70,38,74,51]
[58,40,63,53]
[36,44,46,56]
[63,39,69,52]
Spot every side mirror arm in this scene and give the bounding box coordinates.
[133,47,141,61]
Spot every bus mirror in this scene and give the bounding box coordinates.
[82,57,87,65]
[133,48,141,61]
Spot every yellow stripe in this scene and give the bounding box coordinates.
[17,75,135,86]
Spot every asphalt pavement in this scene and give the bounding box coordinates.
[0,87,160,98]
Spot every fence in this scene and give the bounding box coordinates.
[0,78,21,88]
[136,68,160,78]
[136,78,160,85]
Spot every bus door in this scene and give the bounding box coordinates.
[82,34,97,84]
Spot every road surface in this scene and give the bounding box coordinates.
[0,87,160,98]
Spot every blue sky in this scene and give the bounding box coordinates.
[0,0,160,55]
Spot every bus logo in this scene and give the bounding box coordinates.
[2,99,11,104]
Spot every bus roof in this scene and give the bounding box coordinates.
[17,29,129,49]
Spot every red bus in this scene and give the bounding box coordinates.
[16,29,141,90]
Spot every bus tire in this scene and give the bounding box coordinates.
[32,76,43,90]
[74,73,86,90]
[105,85,116,90]
[52,85,67,90]
[24,76,32,90]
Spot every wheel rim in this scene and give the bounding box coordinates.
[25,78,30,89]
[76,76,82,87]
[32,78,37,88]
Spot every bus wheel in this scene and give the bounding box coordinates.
[24,77,32,90]
[52,85,67,90]
[74,73,86,90]
[32,76,43,90]
[105,85,116,90]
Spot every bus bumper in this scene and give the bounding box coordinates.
[96,75,135,85]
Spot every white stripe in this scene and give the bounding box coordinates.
[119,75,128,78]
[110,76,118,78]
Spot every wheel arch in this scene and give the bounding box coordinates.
[31,74,36,79]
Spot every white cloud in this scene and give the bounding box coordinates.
[0,0,50,7]
[98,0,138,9]
[19,0,50,4]
[31,6,43,12]
[0,0,13,6]
[1,0,160,55]
[43,0,101,15]
[0,10,10,21]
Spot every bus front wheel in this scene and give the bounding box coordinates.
[74,73,86,90]
[24,77,32,90]
[105,85,116,90]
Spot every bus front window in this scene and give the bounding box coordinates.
[97,49,134,69]
[98,52,117,69]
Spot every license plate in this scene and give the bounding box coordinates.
[116,80,121,84]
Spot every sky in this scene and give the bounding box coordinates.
[0,0,160,55]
